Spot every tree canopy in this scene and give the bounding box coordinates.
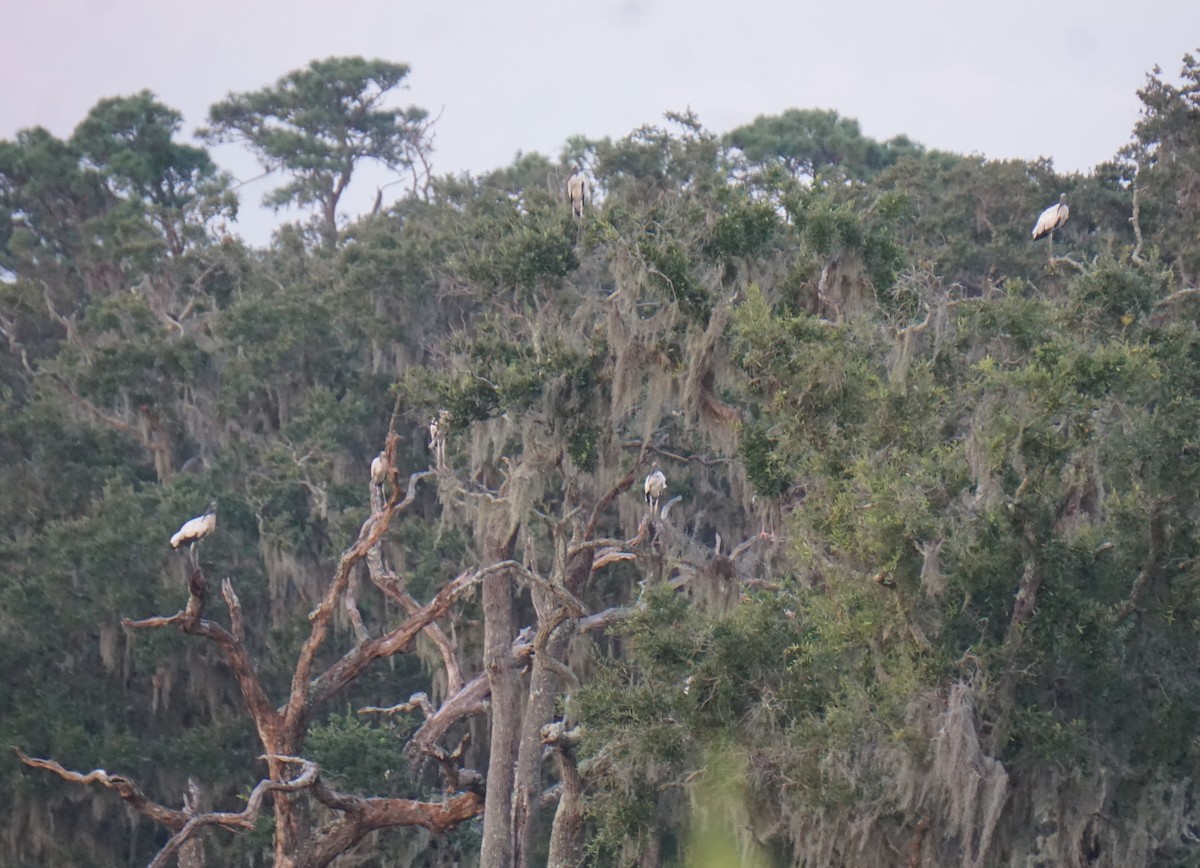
[5,49,1200,868]
[726,107,925,180]
[203,56,430,243]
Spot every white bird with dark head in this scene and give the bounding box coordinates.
[644,467,667,514]
[170,501,217,561]
[1031,193,1069,241]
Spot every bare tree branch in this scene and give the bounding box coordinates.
[404,632,535,761]
[301,784,481,868]
[730,530,780,562]
[149,757,319,868]
[309,563,486,707]
[591,549,637,571]
[284,469,434,740]
[366,565,464,695]
[358,692,435,719]
[585,462,643,538]
[1130,183,1148,264]
[123,568,282,748]
[542,723,585,868]
[1154,286,1200,307]
[16,747,481,868]
[620,441,735,467]
[578,605,637,633]
[13,748,187,831]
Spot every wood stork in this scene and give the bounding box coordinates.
[1031,193,1069,243]
[644,467,667,514]
[429,410,450,470]
[370,451,387,488]
[170,501,217,562]
[567,171,589,219]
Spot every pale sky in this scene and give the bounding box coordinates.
[4,0,1198,245]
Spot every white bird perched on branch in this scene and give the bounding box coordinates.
[644,467,667,514]
[1031,193,1069,242]
[170,501,217,561]
[370,451,387,488]
[429,409,450,470]
[567,170,589,219]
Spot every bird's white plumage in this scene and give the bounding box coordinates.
[644,469,667,511]
[171,502,217,549]
[567,172,589,218]
[1031,194,1069,240]
[370,451,387,486]
[429,409,450,469]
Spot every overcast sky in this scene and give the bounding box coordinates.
[4,1,1198,245]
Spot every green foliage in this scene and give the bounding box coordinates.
[593,109,724,201]
[460,207,580,291]
[638,235,707,318]
[701,198,779,263]
[73,90,234,256]
[726,108,924,181]
[0,125,118,300]
[10,50,1200,868]
[304,709,414,795]
[203,56,429,241]
[1125,52,1200,282]
[1067,256,1160,326]
[409,317,599,429]
[72,303,209,406]
[567,423,600,471]
[335,213,441,345]
[737,420,792,497]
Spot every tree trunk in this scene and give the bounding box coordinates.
[321,196,339,248]
[512,621,573,866]
[545,726,585,868]
[512,540,594,866]
[479,519,521,868]
[268,748,305,867]
[177,838,205,868]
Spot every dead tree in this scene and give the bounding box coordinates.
[16,435,492,867]
[358,439,648,868]
[509,463,646,866]
[478,444,764,868]
[19,422,751,866]
[13,751,481,868]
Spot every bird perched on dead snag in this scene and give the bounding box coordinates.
[370,451,387,488]
[567,170,589,219]
[171,501,217,562]
[1031,193,1069,241]
[644,467,667,514]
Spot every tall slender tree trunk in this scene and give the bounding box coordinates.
[512,621,573,865]
[512,545,594,866]
[479,520,521,867]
